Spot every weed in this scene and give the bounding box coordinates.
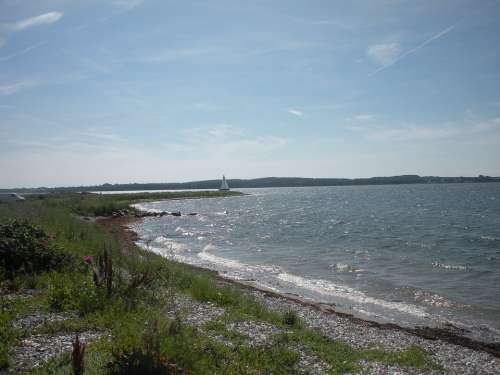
[72,334,86,375]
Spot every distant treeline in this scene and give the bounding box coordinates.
[2,175,500,193]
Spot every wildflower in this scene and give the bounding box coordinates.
[83,255,93,264]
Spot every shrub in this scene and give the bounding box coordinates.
[47,272,106,315]
[282,309,303,328]
[0,220,72,279]
[107,318,176,375]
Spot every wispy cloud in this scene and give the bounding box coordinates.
[12,12,63,32]
[366,43,400,65]
[287,108,303,117]
[353,114,374,121]
[0,80,39,95]
[369,125,460,141]
[112,0,145,11]
[0,41,46,63]
[134,47,212,64]
[369,25,455,76]
[346,118,500,142]
[167,124,288,156]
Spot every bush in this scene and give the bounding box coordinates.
[107,318,176,375]
[282,309,303,328]
[47,272,106,315]
[0,220,72,279]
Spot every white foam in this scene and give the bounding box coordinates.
[197,245,282,274]
[481,235,499,241]
[432,261,469,271]
[146,236,189,253]
[329,263,363,273]
[131,203,162,213]
[277,273,429,318]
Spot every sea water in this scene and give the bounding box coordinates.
[131,183,500,342]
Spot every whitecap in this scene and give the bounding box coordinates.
[197,245,282,274]
[131,203,163,213]
[432,261,469,271]
[277,273,429,318]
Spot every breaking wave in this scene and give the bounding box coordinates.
[277,273,429,318]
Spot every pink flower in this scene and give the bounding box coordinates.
[83,256,93,265]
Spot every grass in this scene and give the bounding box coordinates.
[0,193,441,374]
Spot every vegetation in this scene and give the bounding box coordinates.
[0,192,440,374]
[0,220,73,279]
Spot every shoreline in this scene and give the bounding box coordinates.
[98,214,500,359]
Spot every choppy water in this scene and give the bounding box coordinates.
[131,183,500,342]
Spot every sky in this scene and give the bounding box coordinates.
[1,0,500,188]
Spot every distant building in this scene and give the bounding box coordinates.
[0,193,26,203]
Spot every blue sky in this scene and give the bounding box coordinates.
[1,0,500,187]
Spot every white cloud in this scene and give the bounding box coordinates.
[0,80,39,95]
[370,25,454,76]
[287,108,303,117]
[369,125,460,141]
[12,12,63,31]
[353,114,374,121]
[166,124,288,156]
[347,118,500,142]
[366,43,400,65]
[112,0,144,10]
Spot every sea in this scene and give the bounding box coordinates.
[129,183,500,342]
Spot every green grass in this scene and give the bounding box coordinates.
[0,193,441,374]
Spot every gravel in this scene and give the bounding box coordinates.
[9,331,106,372]
[5,286,498,374]
[251,290,500,374]
[162,288,500,374]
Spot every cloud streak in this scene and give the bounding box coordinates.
[0,41,46,63]
[369,25,455,76]
[112,0,145,11]
[346,118,500,142]
[366,43,400,65]
[12,12,63,31]
[288,108,303,117]
[0,80,39,95]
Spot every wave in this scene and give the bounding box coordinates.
[147,236,189,253]
[432,261,469,271]
[277,273,429,318]
[175,227,195,237]
[329,263,363,273]
[480,235,500,242]
[130,203,163,213]
[414,290,455,308]
[146,241,428,319]
[197,245,282,274]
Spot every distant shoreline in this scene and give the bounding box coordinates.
[2,174,500,193]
